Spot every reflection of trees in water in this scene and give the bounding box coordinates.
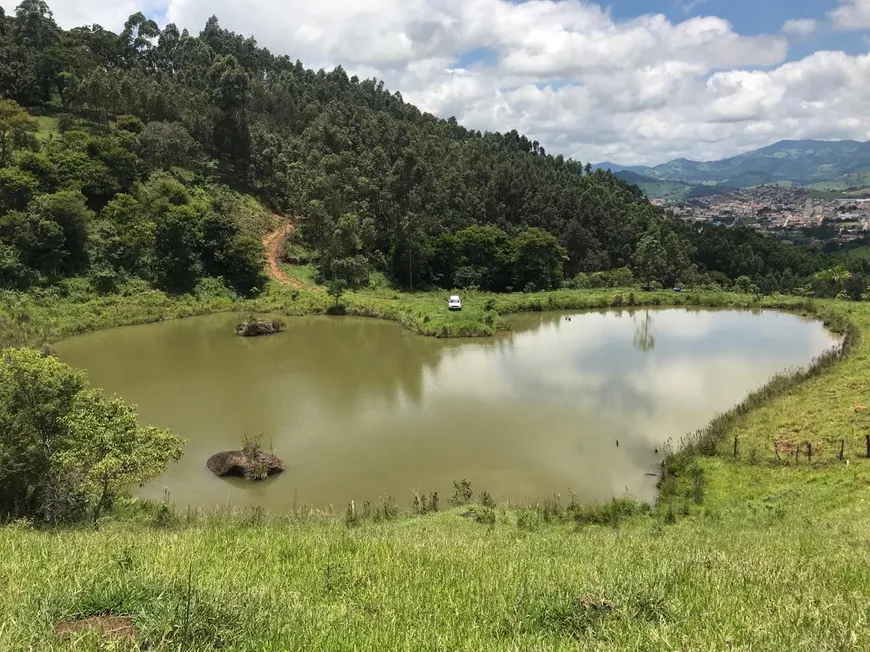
[508,312,564,334]
[633,311,655,352]
[278,317,504,411]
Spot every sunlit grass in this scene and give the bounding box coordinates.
[3,285,870,648]
[34,115,58,141]
[3,476,870,651]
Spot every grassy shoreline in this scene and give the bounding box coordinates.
[0,281,847,346]
[3,284,870,650]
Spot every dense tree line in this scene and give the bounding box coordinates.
[0,97,268,294]
[0,0,866,296]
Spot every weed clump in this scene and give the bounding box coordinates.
[480,491,495,509]
[412,492,440,514]
[450,479,473,506]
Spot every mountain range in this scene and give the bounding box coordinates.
[596,140,870,200]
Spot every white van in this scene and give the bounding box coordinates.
[448,295,462,311]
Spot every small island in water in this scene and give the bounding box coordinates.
[236,316,285,337]
[207,435,285,481]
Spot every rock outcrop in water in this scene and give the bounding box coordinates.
[206,450,285,480]
[235,317,284,337]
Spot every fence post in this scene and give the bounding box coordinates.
[840,439,845,461]
[733,435,738,458]
[807,442,813,463]
[866,434,869,459]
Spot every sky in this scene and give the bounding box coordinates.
[6,0,870,165]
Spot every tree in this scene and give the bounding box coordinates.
[0,167,38,213]
[15,150,57,191]
[633,233,668,288]
[450,225,515,291]
[115,114,144,134]
[208,54,251,173]
[662,230,691,286]
[13,0,58,49]
[29,190,92,274]
[0,208,64,275]
[0,98,37,167]
[138,121,200,170]
[0,348,86,521]
[389,213,433,291]
[60,388,184,524]
[78,69,119,127]
[153,204,202,293]
[513,227,566,291]
[120,12,160,67]
[809,265,851,299]
[326,278,347,307]
[735,275,758,295]
[758,272,779,296]
[323,213,372,288]
[156,23,182,72]
[0,242,28,289]
[90,194,154,278]
[780,268,796,293]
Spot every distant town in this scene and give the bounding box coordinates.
[656,186,870,249]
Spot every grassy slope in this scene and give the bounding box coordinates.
[637,180,692,201]
[3,481,870,651]
[2,286,870,650]
[724,304,870,463]
[34,115,58,140]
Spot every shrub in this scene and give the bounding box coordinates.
[451,479,473,506]
[475,506,496,526]
[57,113,75,133]
[480,491,495,508]
[0,348,185,524]
[115,115,145,135]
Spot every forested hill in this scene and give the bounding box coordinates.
[0,1,862,297]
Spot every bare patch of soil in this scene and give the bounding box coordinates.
[55,615,137,643]
[263,220,298,287]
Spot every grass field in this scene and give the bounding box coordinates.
[34,115,59,141]
[811,188,870,200]
[840,245,870,262]
[2,284,870,650]
[3,469,870,651]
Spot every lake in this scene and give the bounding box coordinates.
[54,308,837,511]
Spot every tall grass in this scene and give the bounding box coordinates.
[4,477,870,651]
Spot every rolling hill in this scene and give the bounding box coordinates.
[598,140,870,198]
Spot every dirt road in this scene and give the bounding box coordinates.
[262,218,321,290]
[262,220,296,287]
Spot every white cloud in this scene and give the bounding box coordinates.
[8,0,870,165]
[830,0,870,30]
[781,18,819,38]
[0,0,164,31]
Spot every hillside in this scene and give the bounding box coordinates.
[612,171,736,202]
[611,170,696,201]
[0,1,854,301]
[598,140,870,194]
[0,2,669,293]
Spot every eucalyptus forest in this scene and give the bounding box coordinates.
[0,0,862,300]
